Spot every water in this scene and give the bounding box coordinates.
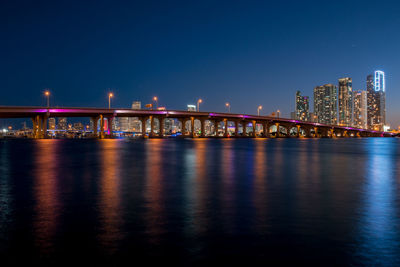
[0,138,400,266]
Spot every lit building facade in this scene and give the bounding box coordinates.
[295,91,310,121]
[48,118,56,130]
[367,71,386,130]
[313,84,337,125]
[353,90,367,129]
[58,117,67,130]
[187,105,196,111]
[338,77,353,126]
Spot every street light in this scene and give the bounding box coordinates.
[277,109,280,118]
[108,93,113,109]
[257,105,262,116]
[225,102,230,113]
[197,99,202,112]
[153,96,158,110]
[44,90,50,107]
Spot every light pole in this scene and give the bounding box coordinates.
[225,102,230,113]
[197,99,202,112]
[108,93,113,109]
[277,109,280,118]
[153,96,158,110]
[44,90,50,107]
[257,105,262,116]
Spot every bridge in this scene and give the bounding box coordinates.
[0,106,394,138]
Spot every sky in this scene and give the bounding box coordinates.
[1,0,400,127]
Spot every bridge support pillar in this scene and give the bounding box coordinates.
[252,120,256,138]
[99,114,105,139]
[234,121,239,137]
[214,120,219,136]
[107,117,113,138]
[242,121,247,137]
[296,125,301,138]
[275,123,280,138]
[191,117,195,138]
[314,127,319,138]
[149,116,154,137]
[263,122,270,138]
[31,116,39,139]
[159,117,164,137]
[91,117,99,137]
[224,119,229,137]
[180,118,186,137]
[200,119,206,137]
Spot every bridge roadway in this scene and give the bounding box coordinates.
[0,106,393,139]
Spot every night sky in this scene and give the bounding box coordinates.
[1,0,400,126]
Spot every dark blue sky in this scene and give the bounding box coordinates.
[1,0,400,126]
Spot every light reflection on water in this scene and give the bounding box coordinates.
[0,138,399,265]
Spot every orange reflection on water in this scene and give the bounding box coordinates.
[144,139,165,244]
[98,139,123,254]
[252,139,268,233]
[220,139,235,234]
[187,139,209,236]
[33,140,60,253]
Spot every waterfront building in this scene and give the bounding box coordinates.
[132,101,141,110]
[338,77,353,126]
[48,118,56,130]
[118,117,130,132]
[313,84,337,125]
[295,91,310,121]
[353,90,367,129]
[367,71,386,130]
[73,122,84,131]
[58,117,67,130]
[187,105,196,111]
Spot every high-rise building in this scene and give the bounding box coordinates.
[118,117,130,132]
[130,101,142,131]
[187,105,196,111]
[48,118,56,130]
[58,117,67,130]
[313,84,337,125]
[132,101,141,110]
[338,78,353,126]
[295,91,310,121]
[353,90,367,129]
[367,71,386,130]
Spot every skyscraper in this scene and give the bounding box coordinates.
[353,90,367,129]
[131,101,141,110]
[367,71,386,130]
[130,101,142,131]
[314,84,337,125]
[295,91,310,121]
[338,77,353,126]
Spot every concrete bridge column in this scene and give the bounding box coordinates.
[149,116,154,137]
[31,116,39,139]
[224,119,229,137]
[343,130,348,137]
[330,128,334,138]
[159,117,164,137]
[296,125,301,138]
[214,120,219,136]
[191,117,195,138]
[99,114,105,139]
[242,121,247,137]
[313,128,318,138]
[275,123,280,138]
[235,121,239,137]
[107,117,113,138]
[140,117,147,137]
[285,126,291,138]
[180,118,186,136]
[200,119,205,137]
[263,122,270,138]
[42,115,48,138]
[252,120,256,138]
[91,117,99,137]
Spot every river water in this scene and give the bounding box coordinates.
[0,138,399,265]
